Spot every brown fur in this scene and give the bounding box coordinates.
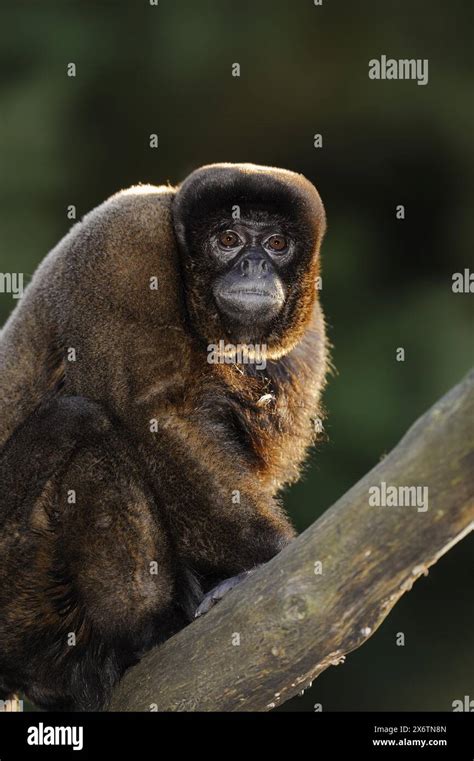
[0,163,328,710]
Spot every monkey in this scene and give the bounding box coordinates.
[0,163,328,711]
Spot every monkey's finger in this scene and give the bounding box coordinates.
[194,570,253,618]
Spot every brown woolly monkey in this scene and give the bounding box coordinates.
[0,163,328,711]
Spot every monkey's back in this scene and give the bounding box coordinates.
[0,184,185,445]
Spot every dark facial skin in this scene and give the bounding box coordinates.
[210,219,292,328]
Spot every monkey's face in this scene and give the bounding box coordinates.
[210,215,289,332]
[173,163,326,357]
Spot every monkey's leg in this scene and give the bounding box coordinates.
[0,397,193,711]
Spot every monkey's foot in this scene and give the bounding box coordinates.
[194,570,255,618]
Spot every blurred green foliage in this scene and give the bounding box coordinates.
[0,0,472,712]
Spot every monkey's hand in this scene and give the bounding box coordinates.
[194,568,258,618]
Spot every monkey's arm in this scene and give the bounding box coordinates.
[136,432,295,587]
[159,470,293,617]
[177,469,293,617]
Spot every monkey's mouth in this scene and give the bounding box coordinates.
[215,288,284,321]
[227,288,280,300]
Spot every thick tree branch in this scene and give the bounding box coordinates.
[110,370,474,712]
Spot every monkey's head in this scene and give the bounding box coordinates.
[173,163,326,359]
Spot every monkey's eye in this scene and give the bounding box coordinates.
[218,230,242,249]
[265,234,288,253]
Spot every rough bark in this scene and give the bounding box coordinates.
[110,369,474,712]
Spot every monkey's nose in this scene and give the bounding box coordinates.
[240,258,268,277]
